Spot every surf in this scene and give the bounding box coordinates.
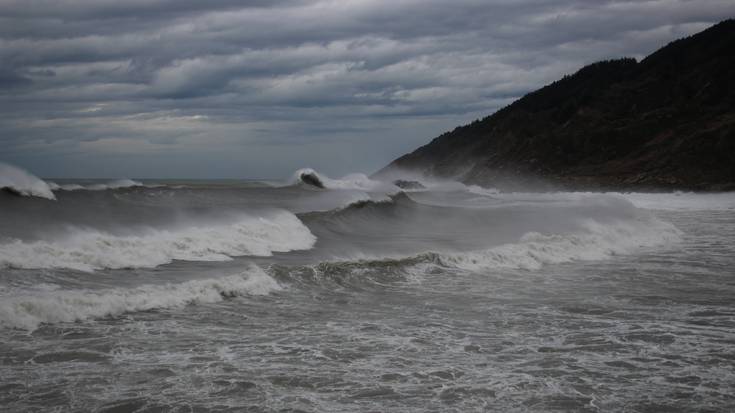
[0,265,281,330]
[47,179,145,191]
[0,210,316,271]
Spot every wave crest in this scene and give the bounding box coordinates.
[0,266,281,330]
[287,216,681,283]
[291,168,396,192]
[47,179,145,191]
[0,210,316,271]
[431,218,681,271]
[0,162,55,200]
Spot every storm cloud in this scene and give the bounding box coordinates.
[1,0,733,178]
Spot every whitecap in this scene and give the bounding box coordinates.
[0,266,281,330]
[432,217,681,272]
[0,210,316,271]
[0,162,55,200]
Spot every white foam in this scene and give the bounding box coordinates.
[310,213,680,280]
[47,178,145,191]
[47,182,83,191]
[0,210,316,271]
[0,162,56,200]
[0,266,281,330]
[433,217,681,272]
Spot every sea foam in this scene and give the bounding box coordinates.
[0,266,281,330]
[0,210,316,271]
[47,179,145,191]
[432,217,681,272]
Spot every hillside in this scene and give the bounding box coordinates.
[379,20,735,191]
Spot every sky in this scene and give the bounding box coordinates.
[1,0,734,179]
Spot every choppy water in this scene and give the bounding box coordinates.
[1,165,734,412]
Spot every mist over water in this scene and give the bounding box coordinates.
[1,165,734,411]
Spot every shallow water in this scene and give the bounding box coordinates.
[1,172,734,412]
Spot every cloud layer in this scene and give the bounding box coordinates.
[2,0,733,178]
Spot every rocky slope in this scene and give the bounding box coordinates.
[379,20,735,191]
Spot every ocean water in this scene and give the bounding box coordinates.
[1,166,734,412]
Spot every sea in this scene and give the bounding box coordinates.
[1,163,734,412]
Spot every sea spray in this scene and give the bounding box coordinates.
[0,162,55,200]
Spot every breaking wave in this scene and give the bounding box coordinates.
[429,217,681,272]
[0,266,281,330]
[47,179,145,191]
[0,162,56,200]
[259,212,682,297]
[0,211,316,271]
[298,192,682,275]
[292,168,397,192]
[0,162,146,200]
[312,216,679,275]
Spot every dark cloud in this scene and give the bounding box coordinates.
[1,0,734,178]
[0,67,32,88]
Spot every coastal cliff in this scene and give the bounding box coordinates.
[379,20,735,191]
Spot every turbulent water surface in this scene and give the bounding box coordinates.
[1,168,734,412]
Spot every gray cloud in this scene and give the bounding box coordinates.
[1,0,733,178]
